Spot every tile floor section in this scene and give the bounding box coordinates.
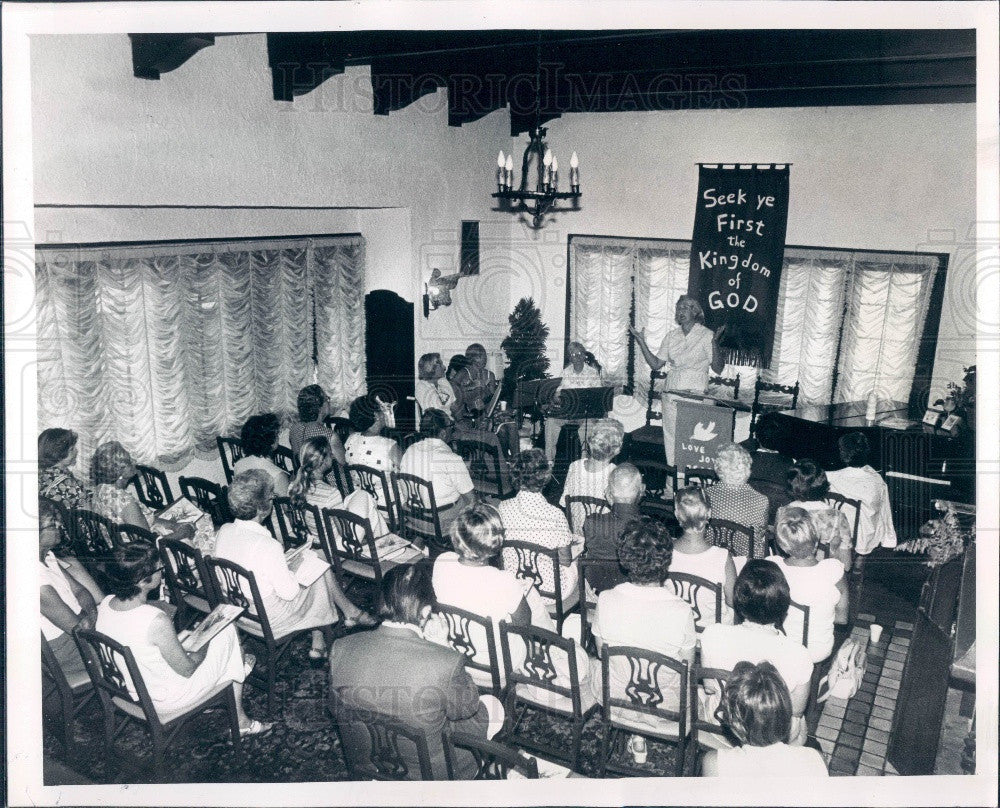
[815,613,913,776]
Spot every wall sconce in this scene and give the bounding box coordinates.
[423,268,461,317]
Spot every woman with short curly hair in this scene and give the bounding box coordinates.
[559,418,623,533]
[288,384,347,463]
[708,442,770,558]
[233,413,289,497]
[497,449,580,598]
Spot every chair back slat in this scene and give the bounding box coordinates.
[708,373,741,401]
[330,690,434,781]
[452,437,513,500]
[392,472,449,555]
[435,603,501,695]
[645,369,668,427]
[707,517,759,559]
[70,508,119,559]
[271,445,298,475]
[499,622,582,713]
[272,496,318,550]
[498,539,570,630]
[666,571,723,632]
[786,598,811,648]
[320,507,385,587]
[348,464,397,531]
[683,467,719,488]
[563,495,610,535]
[216,436,245,484]
[131,464,175,510]
[159,538,215,607]
[690,664,739,750]
[180,476,230,528]
[75,627,160,727]
[825,492,862,549]
[443,730,539,780]
[205,557,275,645]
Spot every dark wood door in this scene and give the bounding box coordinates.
[365,291,415,431]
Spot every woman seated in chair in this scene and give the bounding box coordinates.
[214,470,369,661]
[39,428,93,512]
[559,418,623,533]
[700,560,813,746]
[344,394,401,513]
[701,661,828,777]
[497,448,580,600]
[707,442,769,559]
[329,563,504,780]
[233,413,289,497]
[90,441,194,541]
[399,408,477,538]
[591,517,697,761]
[40,499,102,680]
[288,384,347,462]
[825,432,896,568]
[669,486,735,628]
[768,507,849,665]
[94,542,270,735]
[785,459,853,570]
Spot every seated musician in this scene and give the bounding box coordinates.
[450,343,518,457]
[544,341,603,463]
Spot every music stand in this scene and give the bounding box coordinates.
[551,385,615,419]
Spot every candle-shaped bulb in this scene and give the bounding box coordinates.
[497,150,505,168]
[505,154,514,188]
[496,151,506,191]
[551,156,559,188]
[570,151,579,169]
[542,149,553,167]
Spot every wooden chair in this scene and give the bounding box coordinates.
[751,378,800,431]
[271,496,317,550]
[271,445,298,475]
[499,540,579,634]
[708,373,741,401]
[131,464,175,510]
[451,436,515,501]
[348,463,398,532]
[392,472,451,556]
[69,508,119,563]
[115,524,158,547]
[786,598,811,648]
[216,436,244,484]
[74,627,241,779]
[825,491,862,551]
[328,459,353,499]
[631,458,677,499]
[329,689,433,781]
[563,495,610,535]
[690,664,739,753]
[320,507,392,594]
[435,603,502,696]
[499,621,598,774]
[205,557,320,714]
[158,538,215,629]
[707,518,759,559]
[443,730,539,780]
[683,467,719,488]
[179,476,231,528]
[41,632,96,758]
[576,556,615,655]
[666,571,724,633]
[599,645,693,777]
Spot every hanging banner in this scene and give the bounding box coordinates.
[688,164,790,367]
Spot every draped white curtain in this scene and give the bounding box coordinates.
[36,236,366,466]
[568,236,939,408]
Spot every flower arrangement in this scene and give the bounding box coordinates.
[934,365,976,431]
[896,505,974,568]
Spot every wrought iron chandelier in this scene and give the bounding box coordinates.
[491,35,581,228]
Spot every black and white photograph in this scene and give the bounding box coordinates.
[4,1,998,805]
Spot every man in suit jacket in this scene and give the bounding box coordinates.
[328,564,499,780]
[740,413,795,522]
[581,463,645,594]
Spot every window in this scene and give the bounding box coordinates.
[35,234,366,466]
[567,235,945,409]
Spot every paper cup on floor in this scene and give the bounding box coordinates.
[869,624,883,644]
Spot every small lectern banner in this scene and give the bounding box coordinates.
[674,398,735,476]
[688,164,790,367]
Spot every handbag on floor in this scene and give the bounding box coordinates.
[817,637,867,702]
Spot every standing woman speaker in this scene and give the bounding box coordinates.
[630,295,726,466]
